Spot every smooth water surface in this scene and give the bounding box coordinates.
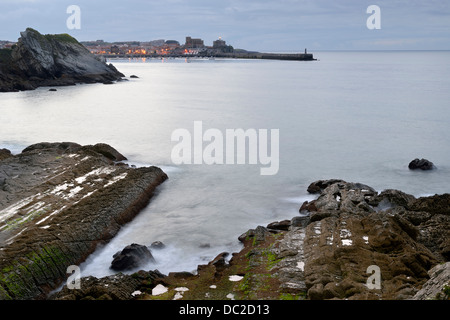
[1,51,449,276]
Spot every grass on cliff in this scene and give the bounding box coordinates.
[44,33,80,45]
[25,27,80,45]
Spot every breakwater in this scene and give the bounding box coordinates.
[101,52,316,61]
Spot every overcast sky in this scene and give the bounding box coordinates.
[1,0,450,51]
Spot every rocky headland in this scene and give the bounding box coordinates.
[0,142,168,299]
[0,28,124,92]
[52,179,449,301]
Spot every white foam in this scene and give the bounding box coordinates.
[281,194,318,204]
[124,160,183,174]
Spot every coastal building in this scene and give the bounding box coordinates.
[185,36,204,48]
[110,45,120,54]
[213,37,226,49]
[212,37,234,53]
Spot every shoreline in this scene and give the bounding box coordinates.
[100,52,316,61]
[0,142,168,299]
[1,143,448,300]
[51,178,449,300]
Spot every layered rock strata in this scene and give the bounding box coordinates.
[0,142,167,299]
[53,179,449,300]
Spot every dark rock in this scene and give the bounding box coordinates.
[22,141,82,153]
[304,209,438,300]
[51,270,165,300]
[0,149,12,161]
[254,226,269,244]
[412,262,450,300]
[311,180,377,214]
[0,28,124,92]
[405,194,450,260]
[291,215,310,228]
[307,179,346,194]
[110,244,155,271]
[150,241,165,250]
[409,193,450,215]
[309,210,338,222]
[130,75,139,78]
[267,220,291,231]
[210,252,229,268]
[299,200,317,213]
[370,189,416,209]
[391,213,420,240]
[408,158,435,170]
[238,226,272,244]
[0,142,168,299]
[300,179,447,300]
[48,88,57,91]
[83,143,127,161]
[167,271,196,279]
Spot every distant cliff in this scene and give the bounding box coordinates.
[0,28,124,92]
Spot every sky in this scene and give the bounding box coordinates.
[1,0,450,51]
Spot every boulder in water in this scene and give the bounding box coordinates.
[408,158,435,170]
[111,243,155,271]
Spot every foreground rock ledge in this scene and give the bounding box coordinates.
[0,142,168,299]
[53,179,449,301]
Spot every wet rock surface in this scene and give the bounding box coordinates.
[412,262,450,300]
[111,244,155,271]
[301,179,448,300]
[11,176,449,301]
[52,270,165,300]
[0,142,167,299]
[408,158,435,170]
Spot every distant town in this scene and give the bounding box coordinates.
[82,36,236,57]
[0,35,315,61]
[0,36,235,56]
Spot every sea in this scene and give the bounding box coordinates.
[1,51,449,278]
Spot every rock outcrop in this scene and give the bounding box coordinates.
[0,142,167,299]
[52,270,165,300]
[408,158,435,170]
[110,244,155,271]
[300,179,448,299]
[0,28,124,92]
[50,179,449,300]
[411,262,450,300]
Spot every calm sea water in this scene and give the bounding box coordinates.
[1,51,449,276]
